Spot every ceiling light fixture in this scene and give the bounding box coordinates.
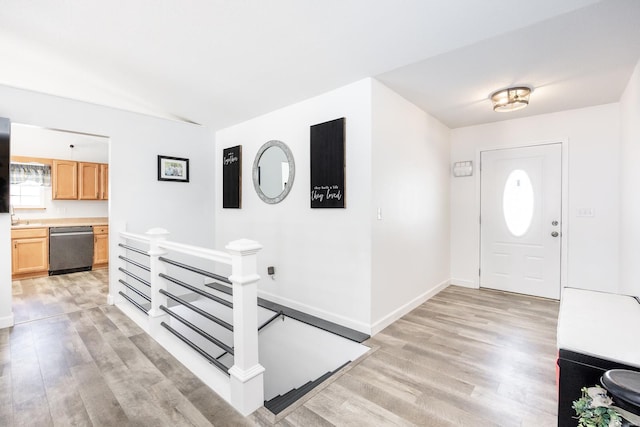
[490,86,532,112]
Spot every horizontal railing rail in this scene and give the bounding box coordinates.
[259,310,284,332]
[119,279,150,302]
[160,321,230,374]
[159,256,232,284]
[118,291,149,315]
[118,255,151,272]
[159,273,233,308]
[118,243,150,257]
[160,305,234,355]
[159,289,233,331]
[118,267,150,287]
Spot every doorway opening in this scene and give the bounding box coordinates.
[9,123,111,323]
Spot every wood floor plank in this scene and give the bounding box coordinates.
[274,405,335,427]
[69,361,130,427]
[147,378,215,427]
[0,369,13,426]
[100,304,145,338]
[12,396,53,427]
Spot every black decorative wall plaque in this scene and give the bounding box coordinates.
[223,145,241,208]
[0,117,10,213]
[310,117,345,208]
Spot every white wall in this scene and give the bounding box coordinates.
[450,103,621,294]
[370,80,450,332]
[215,79,373,332]
[619,59,640,297]
[0,84,215,327]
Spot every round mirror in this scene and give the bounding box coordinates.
[252,140,295,204]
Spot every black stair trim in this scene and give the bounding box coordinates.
[265,361,350,415]
[205,281,370,343]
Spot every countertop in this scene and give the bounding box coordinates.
[557,287,640,368]
[11,217,108,230]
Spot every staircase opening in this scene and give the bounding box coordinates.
[204,281,370,414]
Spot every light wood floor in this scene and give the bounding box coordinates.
[3,272,560,426]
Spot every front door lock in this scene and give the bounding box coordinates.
[551,231,559,237]
[552,221,559,226]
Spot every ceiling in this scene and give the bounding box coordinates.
[0,0,639,130]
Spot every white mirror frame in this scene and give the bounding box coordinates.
[252,140,295,204]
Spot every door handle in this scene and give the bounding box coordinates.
[551,231,559,237]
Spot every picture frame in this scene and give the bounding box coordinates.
[157,155,189,182]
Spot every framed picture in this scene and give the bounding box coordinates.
[158,155,189,182]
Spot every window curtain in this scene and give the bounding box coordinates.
[10,163,52,186]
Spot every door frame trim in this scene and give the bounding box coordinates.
[475,138,569,296]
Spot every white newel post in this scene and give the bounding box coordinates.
[226,239,264,416]
[146,228,170,332]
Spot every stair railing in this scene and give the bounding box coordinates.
[116,227,264,416]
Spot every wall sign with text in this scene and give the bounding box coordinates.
[223,145,241,208]
[310,117,345,208]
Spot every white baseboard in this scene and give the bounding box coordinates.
[449,278,478,289]
[257,290,371,335]
[0,313,14,329]
[370,279,450,336]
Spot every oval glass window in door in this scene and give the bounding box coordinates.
[503,169,534,237]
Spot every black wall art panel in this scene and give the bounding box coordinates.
[310,117,345,208]
[223,145,241,208]
[0,117,10,213]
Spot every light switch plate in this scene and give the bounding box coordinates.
[577,208,594,217]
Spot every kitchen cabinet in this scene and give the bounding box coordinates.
[52,160,78,200]
[11,227,49,279]
[93,225,109,268]
[53,160,108,200]
[79,162,100,200]
[100,163,109,200]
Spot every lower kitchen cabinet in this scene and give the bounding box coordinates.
[11,228,49,279]
[93,226,109,268]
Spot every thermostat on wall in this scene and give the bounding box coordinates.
[453,161,473,177]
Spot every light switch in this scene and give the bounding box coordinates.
[577,208,594,217]
[453,161,473,177]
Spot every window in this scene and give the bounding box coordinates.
[503,169,534,237]
[10,163,51,208]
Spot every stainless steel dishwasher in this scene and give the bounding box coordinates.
[49,226,94,275]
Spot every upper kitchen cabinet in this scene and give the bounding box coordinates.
[100,163,109,200]
[52,159,78,199]
[79,162,99,199]
[79,162,101,200]
[52,160,108,200]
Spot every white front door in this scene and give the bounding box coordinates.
[480,144,562,300]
